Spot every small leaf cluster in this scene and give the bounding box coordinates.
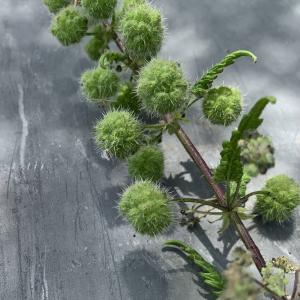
[262,262,288,297]
[239,133,275,177]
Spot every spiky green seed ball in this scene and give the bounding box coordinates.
[254,175,300,223]
[119,3,164,61]
[50,6,88,46]
[122,0,146,11]
[202,86,242,126]
[112,83,141,113]
[119,181,172,236]
[137,59,188,115]
[44,0,70,13]
[94,110,142,159]
[239,135,275,177]
[80,67,119,101]
[84,38,106,60]
[81,0,117,19]
[84,25,107,61]
[128,146,164,181]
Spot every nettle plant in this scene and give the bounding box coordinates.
[44,0,300,299]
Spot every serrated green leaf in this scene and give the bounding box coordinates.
[214,96,276,184]
[192,50,257,97]
[164,240,226,296]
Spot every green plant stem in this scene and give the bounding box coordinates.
[173,198,221,210]
[166,115,269,275]
[143,123,165,130]
[239,190,272,204]
[291,270,300,300]
[165,114,226,206]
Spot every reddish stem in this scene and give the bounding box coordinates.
[170,117,267,271]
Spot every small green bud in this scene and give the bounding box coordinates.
[50,6,88,46]
[202,86,242,126]
[43,0,70,13]
[119,181,172,236]
[128,145,164,181]
[94,110,142,159]
[239,134,275,177]
[262,262,288,297]
[137,59,188,115]
[81,0,117,19]
[271,256,297,273]
[80,67,119,101]
[119,3,164,61]
[255,174,300,223]
[112,83,141,113]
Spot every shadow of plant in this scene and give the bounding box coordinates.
[253,216,295,241]
[120,249,169,300]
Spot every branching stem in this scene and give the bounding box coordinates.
[166,114,268,274]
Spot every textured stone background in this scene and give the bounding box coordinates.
[0,0,299,299]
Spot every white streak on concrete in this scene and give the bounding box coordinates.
[41,246,48,300]
[17,84,28,169]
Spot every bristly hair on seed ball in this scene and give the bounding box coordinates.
[254,174,300,223]
[50,6,88,46]
[94,110,142,160]
[137,59,188,115]
[119,180,173,236]
[81,0,117,19]
[202,86,243,126]
[128,145,164,181]
[119,2,164,61]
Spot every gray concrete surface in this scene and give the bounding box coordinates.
[0,0,299,299]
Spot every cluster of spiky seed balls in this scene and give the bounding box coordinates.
[119,181,172,236]
[44,0,300,235]
[202,86,242,126]
[239,134,275,177]
[254,175,300,223]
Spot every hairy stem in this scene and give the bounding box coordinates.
[168,115,268,273]
[239,190,272,205]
